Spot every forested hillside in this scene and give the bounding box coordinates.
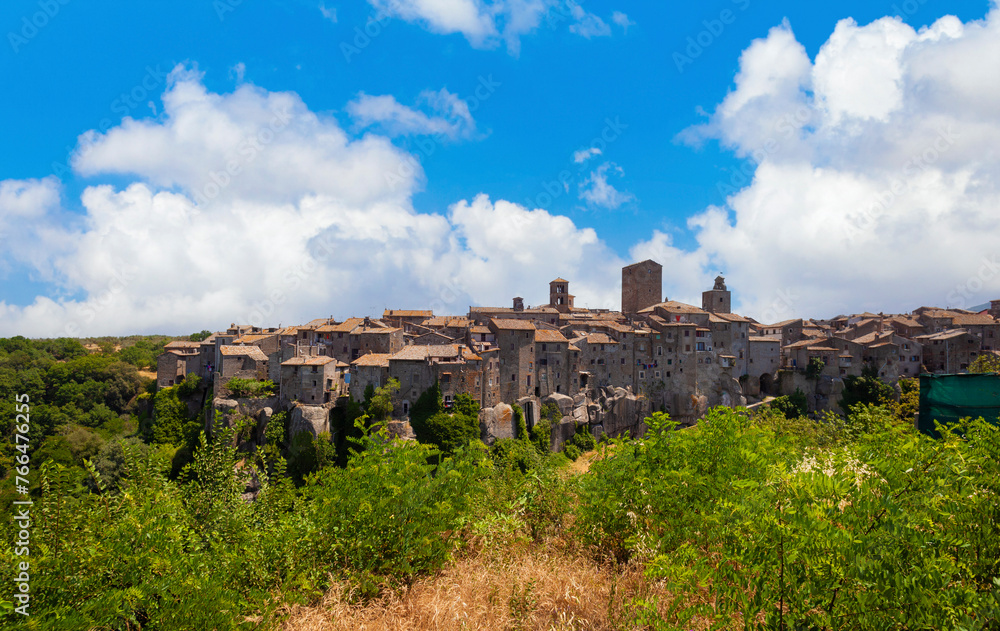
[1,337,999,630]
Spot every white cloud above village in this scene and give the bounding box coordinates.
[4,5,1000,336]
[0,65,621,336]
[579,162,634,209]
[651,6,1000,320]
[363,0,623,54]
[346,88,478,140]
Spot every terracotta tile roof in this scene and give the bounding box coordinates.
[952,313,998,325]
[918,330,975,341]
[762,318,803,328]
[749,336,782,343]
[233,334,276,344]
[586,333,619,345]
[568,344,582,352]
[219,345,268,361]
[490,318,536,331]
[305,318,333,327]
[639,300,706,315]
[281,356,339,366]
[550,277,569,283]
[460,347,482,361]
[383,309,433,318]
[317,318,364,333]
[164,340,201,349]
[351,353,392,368]
[534,329,569,343]
[470,325,491,333]
[355,326,402,335]
[390,345,463,362]
[711,312,750,323]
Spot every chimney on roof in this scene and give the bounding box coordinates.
[513,297,524,312]
[363,316,372,329]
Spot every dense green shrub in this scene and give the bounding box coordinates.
[578,406,1000,629]
[490,437,542,473]
[226,378,276,399]
[771,387,808,419]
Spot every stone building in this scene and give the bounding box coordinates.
[702,275,732,314]
[549,278,575,313]
[622,260,662,315]
[916,330,982,373]
[156,341,202,388]
[215,345,270,396]
[382,310,434,328]
[382,345,499,418]
[534,329,572,397]
[747,336,781,394]
[349,353,392,403]
[279,356,348,405]
[489,318,537,402]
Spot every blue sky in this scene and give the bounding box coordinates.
[1,0,998,335]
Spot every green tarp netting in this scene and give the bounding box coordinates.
[918,373,1000,437]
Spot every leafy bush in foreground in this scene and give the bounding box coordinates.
[577,406,1000,629]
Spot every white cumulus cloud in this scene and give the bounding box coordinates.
[0,66,622,336]
[346,88,478,140]
[661,7,1000,320]
[579,162,634,209]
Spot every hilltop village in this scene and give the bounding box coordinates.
[157,260,1000,445]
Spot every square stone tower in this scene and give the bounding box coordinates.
[549,278,574,313]
[622,260,663,314]
[702,275,732,314]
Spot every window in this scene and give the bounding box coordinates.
[684,330,690,337]
[312,380,317,387]
[657,346,662,356]
[542,343,547,351]
[527,375,531,386]
[685,345,691,352]
[639,371,645,379]
[621,358,625,364]
[696,342,705,351]
[655,371,661,378]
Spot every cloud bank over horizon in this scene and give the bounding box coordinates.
[2,5,1000,336]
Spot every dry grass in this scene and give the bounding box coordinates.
[280,541,670,631]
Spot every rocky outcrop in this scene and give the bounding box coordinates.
[289,403,331,438]
[479,402,516,445]
[590,386,650,438]
[386,420,416,441]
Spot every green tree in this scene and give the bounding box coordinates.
[771,388,808,419]
[805,356,825,380]
[364,378,400,423]
[839,373,894,412]
[968,353,1000,374]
